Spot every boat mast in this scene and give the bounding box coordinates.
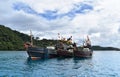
[30,30,33,46]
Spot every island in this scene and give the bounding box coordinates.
[0,25,120,51]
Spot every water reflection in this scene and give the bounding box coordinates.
[22,52,120,77]
[25,57,47,67]
[1,51,120,77]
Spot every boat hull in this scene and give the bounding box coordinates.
[74,50,93,58]
[57,49,73,57]
[26,47,93,59]
[57,50,93,58]
[27,47,57,59]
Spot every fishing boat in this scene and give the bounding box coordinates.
[73,36,93,58]
[55,35,93,58]
[24,30,57,60]
[56,42,93,58]
[26,46,57,60]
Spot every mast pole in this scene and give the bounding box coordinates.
[30,29,33,46]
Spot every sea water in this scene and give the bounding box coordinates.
[0,51,120,77]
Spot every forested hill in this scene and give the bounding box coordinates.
[0,25,30,50]
[92,46,120,51]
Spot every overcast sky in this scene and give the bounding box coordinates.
[0,0,120,47]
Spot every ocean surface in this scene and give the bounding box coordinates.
[0,51,120,77]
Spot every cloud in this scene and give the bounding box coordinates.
[0,0,120,47]
[12,1,94,20]
[13,2,37,15]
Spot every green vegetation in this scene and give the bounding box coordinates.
[0,24,120,51]
[0,25,24,50]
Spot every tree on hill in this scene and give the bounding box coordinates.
[0,25,24,50]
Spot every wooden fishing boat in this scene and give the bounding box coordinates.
[26,46,57,60]
[24,30,57,60]
[73,36,93,58]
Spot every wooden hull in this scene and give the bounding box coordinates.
[57,50,73,57]
[27,47,57,59]
[56,50,93,58]
[74,50,93,58]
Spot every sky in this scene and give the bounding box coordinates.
[0,0,120,47]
